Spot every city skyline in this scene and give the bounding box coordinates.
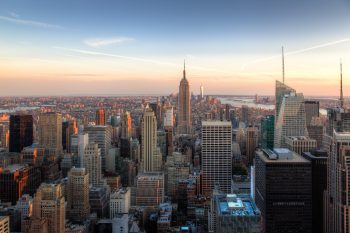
[1,0,350,96]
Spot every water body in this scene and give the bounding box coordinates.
[0,106,40,113]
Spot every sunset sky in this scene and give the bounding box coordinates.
[1,0,350,96]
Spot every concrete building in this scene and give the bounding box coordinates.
[246,126,258,166]
[83,143,102,186]
[38,112,62,151]
[9,114,33,153]
[141,108,162,172]
[33,183,65,233]
[241,105,249,125]
[15,194,33,225]
[110,187,130,218]
[67,167,90,223]
[178,63,191,134]
[84,125,112,171]
[209,192,261,233]
[285,136,317,155]
[136,172,164,209]
[0,216,9,233]
[304,101,319,126]
[255,148,312,233]
[201,121,232,196]
[95,109,106,126]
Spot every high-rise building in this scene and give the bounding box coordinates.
[209,191,261,233]
[326,108,350,136]
[304,101,319,126]
[178,63,191,134]
[200,84,204,99]
[78,132,89,168]
[149,100,163,129]
[62,119,77,152]
[241,105,249,125]
[246,126,258,166]
[136,172,164,209]
[0,216,9,233]
[110,187,130,218]
[301,150,328,233]
[261,115,274,149]
[201,121,232,196]
[16,194,33,223]
[285,136,317,155]
[141,107,162,172]
[275,80,295,122]
[225,104,230,121]
[84,125,112,171]
[9,114,33,153]
[324,131,350,233]
[67,167,90,223]
[274,92,308,147]
[33,183,65,233]
[84,143,102,186]
[38,112,62,151]
[95,109,106,126]
[0,124,9,149]
[0,164,41,204]
[121,111,132,139]
[255,148,312,233]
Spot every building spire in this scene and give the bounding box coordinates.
[183,59,186,79]
[282,46,285,84]
[340,59,344,108]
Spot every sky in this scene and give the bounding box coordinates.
[1,0,350,96]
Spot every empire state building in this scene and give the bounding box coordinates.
[178,62,191,134]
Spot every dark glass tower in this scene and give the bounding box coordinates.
[261,115,274,149]
[9,114,33,152]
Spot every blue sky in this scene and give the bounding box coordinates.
[1,0,350,95]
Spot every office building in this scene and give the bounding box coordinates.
[0,164,41,204]
[9,114,33,153]
[200,84,204,99]
[67,167,90,223]
[141,107,162,172]
[302,150,328,233]
[275,80,295,122]
[62,119,77,152]
[0,216,9,233]
[95,109,106,126]
[110,187,130,218]
[304,101,319,126]
[84,125,112,171]
[324,131,350,233]
[178,63,191,134]
[274,92,308,147]
[84,143,102,186]
[136,172,164,208]
[121,111,132,139]
[246,126,258,165]
[285,136,317,155]
[255,148,312,233]
[326,108,350,136]
[261,115,274,149]
[201,121,232,196]
[209,191,261,233]
[89,186,110,218]
[77,132,89,167]
[241,105,249,125]
[33,183,65,233]
[38,112,62,151]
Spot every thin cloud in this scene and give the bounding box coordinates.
[84,37,134,48]
[8,11,19,18]
[241,38,350,70]
[54,46,232,75]
[0,15,63,29]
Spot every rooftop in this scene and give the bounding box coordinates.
[0,164,27,173]
[202,121,231,126]
[257,148,309,163]
[216,194,260,217]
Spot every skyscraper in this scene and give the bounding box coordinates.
[201,121,232,196]
[121,111,132,139]
[274,92,308,147]
[241,105,249,125]
[84,143,102,186]
[9,114,33,153]
[136,172,164,208]
[38,112,62,151]
[200,84,204,99]
[141,107,162,172]
[67,167,90,223]
[255,148,312,233]
[178,62,191,134]
[324,131,350,233]
[275,80,295,122]
[246,126,258,166]
[95,109,106,126]
[33,183,65,233]
[304,101,319,126]
[62,119,77,152]
[261,115,274,149]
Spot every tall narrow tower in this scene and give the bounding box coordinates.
[340,60,344,108]
[178,61,191,134]
[282,46,285,84]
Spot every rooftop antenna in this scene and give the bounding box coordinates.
[282,46,285,84]
[340,59,344,108]
[183,59,186,79]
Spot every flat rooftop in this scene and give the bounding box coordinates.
[257,148,309,163]
[202,121,231,126]
[0,164,27,173]
[217,194,260,217]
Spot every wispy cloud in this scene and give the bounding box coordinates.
[241,38,350,70]
[8,11,19,18]
[84,37,134,48]
[0,15,63,29]
[54,46,232,75]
